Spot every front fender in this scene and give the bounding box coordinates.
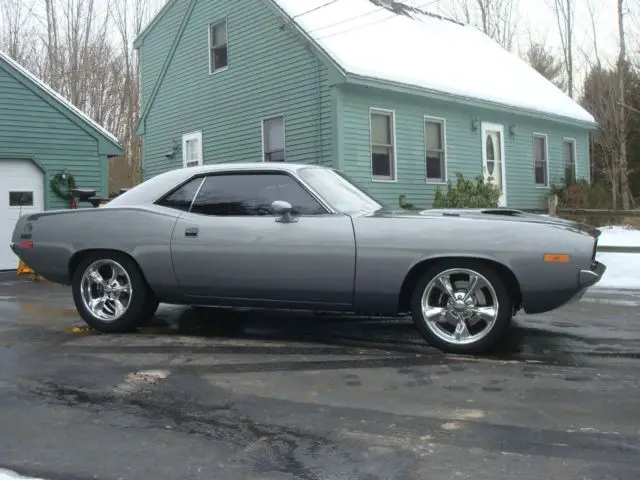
[350,215,598,314]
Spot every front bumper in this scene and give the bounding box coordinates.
[570,260,607,303]
[522,260,607,314]
[579,260,607,288]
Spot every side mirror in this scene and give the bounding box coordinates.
[271,200,297,223]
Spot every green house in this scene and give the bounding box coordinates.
[134,0,597,211]
[0,51,123,270]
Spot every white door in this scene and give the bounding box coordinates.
[0,160,45,270]
[481,123,507,207]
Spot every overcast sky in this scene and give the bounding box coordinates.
[429,0,625,64]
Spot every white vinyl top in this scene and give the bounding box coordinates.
[273,0,595,124]
[0,51,121,145]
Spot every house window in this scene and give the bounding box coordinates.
[262,116,285,162]
[9,191,34,207]
[209,19,228,73]
[370,109,395,181]
[425,117,446,182]
[564,138,576,182]
[533,133,548,187]
[182,131,203,168]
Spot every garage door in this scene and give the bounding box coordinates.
[0,160,45,270]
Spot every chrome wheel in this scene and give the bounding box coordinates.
[80,259,133,322]
[420,268,499,346]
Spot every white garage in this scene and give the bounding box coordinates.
[0,159,45,271]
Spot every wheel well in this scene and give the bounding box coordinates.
[68,249,155,294]
[397,256,523,314]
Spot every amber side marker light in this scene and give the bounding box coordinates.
[543,254,570,263]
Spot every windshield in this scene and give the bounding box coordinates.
[298,167,390,214]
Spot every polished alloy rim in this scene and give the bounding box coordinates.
[420,268,499,346]
[80,259,132,322]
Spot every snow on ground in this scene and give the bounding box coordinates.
[0,470,45,480]
[595,226,640,289]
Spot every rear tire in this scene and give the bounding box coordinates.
[411,260,512,355]
[71,251,158,333]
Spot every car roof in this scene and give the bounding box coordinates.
[105,162,330,207]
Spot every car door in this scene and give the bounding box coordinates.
[169,170,357,308]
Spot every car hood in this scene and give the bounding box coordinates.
[365,208,601,238]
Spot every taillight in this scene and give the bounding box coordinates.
[18,240,34,249]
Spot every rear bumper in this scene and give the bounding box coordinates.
[522,261,606,314]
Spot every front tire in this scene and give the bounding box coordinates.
[411,261,512,355]
[72,251,158,333]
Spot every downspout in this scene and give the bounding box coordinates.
[316,56,323,164]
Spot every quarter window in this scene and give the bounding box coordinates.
[190,172,327,216]
[564,138,576,182]
[425,118,446,182]
[9,191,34,207]
[209,19,228,72]
[262,116,285,162]
[370,109,395,181]
[533,134,548,187]
[156,177,204,211]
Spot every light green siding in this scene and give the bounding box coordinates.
[138,0,334,179]
[338,84,590,210]
[0,67,107,209]
[138,0,190,110]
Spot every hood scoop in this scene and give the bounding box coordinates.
[479,208,526,216]
[420,207,527,217]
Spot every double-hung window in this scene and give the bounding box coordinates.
[262,116,285,162]
[209,19,228,73]
[563,138,576,182]
[425,117,446,182]
[182,131,203,168]
[370,109,396,181]
[533,133,548,187]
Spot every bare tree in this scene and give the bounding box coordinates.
[547,0,574,98]
[446,0,519,51]
[0,0,38,63]
[108,0,157,189]
[578,0,637,209]
[617,0,631,209]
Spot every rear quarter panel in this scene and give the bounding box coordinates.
[351,215,596,313]
[11,206,181,296]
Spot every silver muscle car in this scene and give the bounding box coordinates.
[10,163,606,354]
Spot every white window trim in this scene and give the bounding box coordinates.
[563,137,577,181]
[533,132,549,188]
[261,114,286,162]
[208,17,229,75]
[182,130,203,168]
[424,115,448,184]
[369,107,397,183]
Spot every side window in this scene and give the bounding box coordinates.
[190,173,327,216]
[156,177,204,212]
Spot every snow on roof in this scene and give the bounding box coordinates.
[0,51,122,146]
[273,0,595,125]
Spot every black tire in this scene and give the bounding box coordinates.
[71,251,158,333]
[410,260,512,355]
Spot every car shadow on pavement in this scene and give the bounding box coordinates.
[134,305,616,365]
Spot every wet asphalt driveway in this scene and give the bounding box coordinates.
[0,274,639,480]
